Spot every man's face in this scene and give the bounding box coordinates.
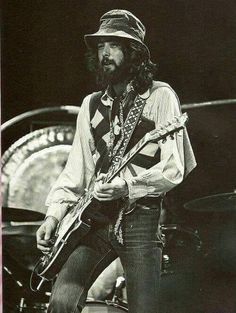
[97,38,128,84]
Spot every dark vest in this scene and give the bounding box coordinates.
[89,91,161,175]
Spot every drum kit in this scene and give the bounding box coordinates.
[2,192,236,312]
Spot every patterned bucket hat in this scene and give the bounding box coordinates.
[84,9,150,56]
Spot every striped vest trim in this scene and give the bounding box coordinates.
[89,91,111,173]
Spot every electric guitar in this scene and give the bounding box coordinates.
[34,113,188,284]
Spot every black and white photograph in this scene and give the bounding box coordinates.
[2,1,236,312]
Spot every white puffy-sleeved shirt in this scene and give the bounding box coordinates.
[45,81,186,222]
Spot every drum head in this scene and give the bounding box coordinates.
[2,125,75,214]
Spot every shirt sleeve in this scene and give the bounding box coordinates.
[125,87,185,200]
[45,95,96,221]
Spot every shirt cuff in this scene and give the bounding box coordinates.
[126,178,149,199]
[45,202,69,222]
[44,215,59,224]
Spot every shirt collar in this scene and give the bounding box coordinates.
[139,88,150,99]
[101,83,151,106]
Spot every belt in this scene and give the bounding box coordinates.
[136,196,162,207]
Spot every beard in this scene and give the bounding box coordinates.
[97,57,131,88]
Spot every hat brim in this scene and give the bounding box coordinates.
[84,30,150,57]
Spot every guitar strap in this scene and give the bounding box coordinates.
[109,94,146,170]
[89,91,147,174]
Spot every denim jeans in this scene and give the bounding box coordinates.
[48,203,164,313]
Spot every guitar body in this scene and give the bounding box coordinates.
[35,197,120,280]
[36,217,91,280]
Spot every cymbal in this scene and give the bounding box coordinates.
[184,193,236,212]
[2,207,45,222]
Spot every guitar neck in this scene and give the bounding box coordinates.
[104,122,185,183]
[105,136,147,183]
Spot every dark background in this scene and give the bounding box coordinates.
[2,0,236,121]
[2,1,236,312]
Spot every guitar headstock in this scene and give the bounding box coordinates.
[146,113,188,143]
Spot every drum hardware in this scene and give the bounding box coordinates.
[161,224,202,251]
[2,221,51,313]
[15,292,50,313]
[17,299,48,313]
[3,261,28,313]
[160,223,203,276]
[3,265,24,288]
[1,105,79,132]
[3,255,50,313]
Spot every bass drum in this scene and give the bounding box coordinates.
[2,125,75,214]
[83,301,127,313]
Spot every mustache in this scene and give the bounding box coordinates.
[101,57,116,66]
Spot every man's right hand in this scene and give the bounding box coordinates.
[36,216,58,253]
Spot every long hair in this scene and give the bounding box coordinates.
[86,38,157,94]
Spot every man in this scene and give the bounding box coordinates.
[36,9,196,313]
